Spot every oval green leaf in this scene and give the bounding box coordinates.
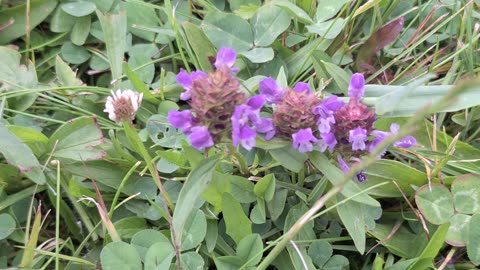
[100,242,142,270]
[452,174,480,214]
[61,2,97,17]
[415,183,454,225]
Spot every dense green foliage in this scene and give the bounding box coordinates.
[0,0,480,269]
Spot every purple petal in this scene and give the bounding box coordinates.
[337,155,350,173]
[293,82,310,93]
[247,95,266,110]
[254,117,275,140]
[176,69,206,101]
[313,95,344,116]
[167,110,193,131]
[389,123,400,134]
[215,47,237,69]
[318,116,335,134]
[318,132,337,152]
[259,77,284,104]
[237,125,257,150]
[394,136,416,148]
[348,73,365,99]
[292,128,318,153]
[189,126,214,150]
[349,127,367,151]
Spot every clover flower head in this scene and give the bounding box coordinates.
[104,89,143,124]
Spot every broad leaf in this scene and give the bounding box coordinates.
[415,183,454,225]
[100,242,142,270]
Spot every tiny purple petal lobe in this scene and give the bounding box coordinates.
[293,82,310,93]
[292,128,318,153]
[348,73,365,99]
[318,132,337,152]
[215,47,237,69]
[337,155,350,173]
[247,95,266,110]
[189,126,214,150]
[259,77,284,104]
[394,136,416,148]
[349,127,367,151]
[167,110,193,131]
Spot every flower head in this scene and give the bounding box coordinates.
[104,89,143,124]
[259,77,284,104]
[292,128,318,153]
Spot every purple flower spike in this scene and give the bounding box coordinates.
[176,69,207,100]
[348,73,365,99]
[189,126,214,150]
[167,110,193,131]
[318,132,337,152]
[292,128,318,153]
[349,127,367,151]
[293,82,310,93]
[259,77,284,104]
[215,47,238,71]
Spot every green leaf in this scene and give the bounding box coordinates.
[308,241,333,268]
[61,41,91,64]
[0,122,45,185]
[369,223,428,258]
[407,223,450,270]
[0,0,57,44]
[270,146,307,173]
[172,155,219,247]
[336,194,382,254]
[55,56,83,87]
[468,214,480,265]
[253,174,275,201]
[50,6,76,32]
[236,234,263,267]
[6,125,48,157]
[202,172,232,213]
[123,63,157,104]
[127,53,155,84]
[252,4,291,47]
[183,22,217,72]
[96,10,127,89]
[100,242,142,270]
[314,0,349,22]
[202,11,254,52]
[222,192,252,245]
[131,229,170,262]
[181,209,207,251]
[241,47,274,63]
[267,189,287,221]
[48,116,105,161]
[445,213,471,247]
[119,1,159,41]
[71,15,91,45]
[112,217,147,240]
[228,0,260,11]
[144,242,175,269]
[180,252,205,270]
[0,213,15,240]
[323,255,350,270]
[274,0,313,24]
[250,199,266,224]
[61,2,97,17]
[415,183,454,225]
[147,114,185,148]
[306,18,345,39]
[451,174,480,214]
[214,256,244,270]
[228,175,256,203]
[205,220,218,253]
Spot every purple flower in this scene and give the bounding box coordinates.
[348,73,365,99]
[370,123,416,153]
[292,128,318,153]
[293,82,310,93]
[318,132,337,152]
[167,110,193,131]
[349,127,367,151]
[259,77,284,104]
[176,69,207,100]
[189,126,214,150]
[337,155,367,182]
[233,124,257,150]
[247,95,266,111]
[254,117,275,140]
[214,47,238,71]
[318,116,335,133]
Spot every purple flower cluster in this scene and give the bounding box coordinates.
[167,47,416,181]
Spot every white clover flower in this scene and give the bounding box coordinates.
[104,89,143,124]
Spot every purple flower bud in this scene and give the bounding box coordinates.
[176,69,207,100]
[189,126,214,150]
[349,127,367,151]
[293,82,310,93]
[259,77,284,104]
[292,128,318,153]
[167,110,193,131]
[348,73,365,99]
[215,47,238,71]
[318,132,337,152]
